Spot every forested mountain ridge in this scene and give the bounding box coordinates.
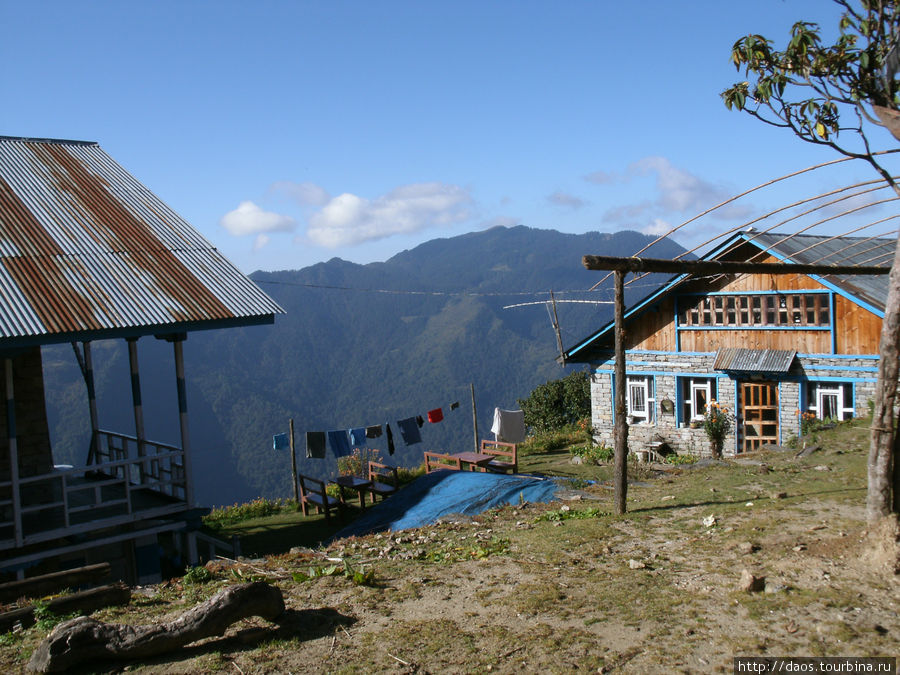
[42,226,685,506]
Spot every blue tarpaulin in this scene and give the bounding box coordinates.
[333,470,561,540]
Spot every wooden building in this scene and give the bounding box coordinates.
[0,136,284,582]
[563,231,892,457]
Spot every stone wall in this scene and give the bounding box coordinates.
[589,350,879,457]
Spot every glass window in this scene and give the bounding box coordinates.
[805,382,854,421]
[626,376,653,422]
[681,377,717,422]
[678,293,831,328]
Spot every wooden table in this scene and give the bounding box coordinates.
[331,476,371,508]
[450,452,495,472]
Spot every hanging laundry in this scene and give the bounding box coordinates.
[385,423,395,455]
[306,431,326,459]
[327,429,352,457]
[450,401,460,410]
[349,427,368,447]
[416,415,425,428]
[427,408,443,423]
[397,416,422,445]
[491,408,527,443]
[366,424,383,439]
[273,433,289,451]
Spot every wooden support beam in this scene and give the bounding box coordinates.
[5,358,22,548]
[583,255,890,276]
[127,338,146,482]
[613,270,628,515]
[172,337,193,508]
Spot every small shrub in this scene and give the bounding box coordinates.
[183,565,214,585]
[338,447,382,479]
[33,601,78,632]
[569,443,613,464]
[665,453,698,466]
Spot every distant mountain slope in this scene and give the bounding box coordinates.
[42,226,685,506]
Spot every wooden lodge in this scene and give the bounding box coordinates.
[0,136,284,583]
[563,231,893,457]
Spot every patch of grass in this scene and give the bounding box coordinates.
[519,425,586,456]
[203,497,297,529]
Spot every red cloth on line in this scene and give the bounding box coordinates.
[427,408,444,423]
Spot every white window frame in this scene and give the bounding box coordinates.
[626,376,653,423]
[808,382,854,421]
[688,379,712,422]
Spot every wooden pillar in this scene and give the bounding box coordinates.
[127,338,146,481]
[83,342,100,465]
[470,383,479,451]
[613,270,629,515]
[5,359,22,547]
[289,418,298,504]
[172,337,194,508]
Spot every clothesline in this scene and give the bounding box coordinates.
[273,399,463,461]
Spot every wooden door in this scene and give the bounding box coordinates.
[739,382,779,453]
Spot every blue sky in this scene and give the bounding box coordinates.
[4,0,897,273]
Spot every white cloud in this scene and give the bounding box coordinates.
[220,201,297,236]
[307,182,472,247]
[640,218,672,236]
[253,233,270,250]
[270,181,330,206]
[628,156,753,221]
[547,191,586,209]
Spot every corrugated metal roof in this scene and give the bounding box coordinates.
[713,348,796,373]
[0,136,284,344]
[746,232,894,311]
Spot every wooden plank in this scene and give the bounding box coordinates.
[0,563,111,603]
[583,254,890,276]
[0,582,130,633]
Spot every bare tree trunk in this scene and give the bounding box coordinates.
[27,581,284,673]
[867,241,900,522]
[613,270,629,515]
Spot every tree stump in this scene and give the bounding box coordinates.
[27,581,285,673]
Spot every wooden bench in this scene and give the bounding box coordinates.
[298,473,344,523]
[424,452,461,473]
[367,461,399,503]
[480,440,518,474]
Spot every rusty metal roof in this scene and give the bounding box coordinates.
[0,136,284,346]
[713,348,796,373]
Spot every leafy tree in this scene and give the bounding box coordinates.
[518,370,591,434]
[722,0,900,521]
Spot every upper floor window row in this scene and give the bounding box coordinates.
[677,293,830,328]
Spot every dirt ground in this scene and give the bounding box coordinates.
[3,432,899,674]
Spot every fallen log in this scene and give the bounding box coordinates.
[27,581,285,673]
[0,563,111,603]
[0,582,131,633]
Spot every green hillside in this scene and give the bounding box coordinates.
[42,226,685,506]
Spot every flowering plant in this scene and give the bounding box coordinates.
[703,400,733,454]
[799,411,817,436]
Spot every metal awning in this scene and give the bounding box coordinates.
[713,348,796,373]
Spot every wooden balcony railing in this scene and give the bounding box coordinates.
[0,430,189,552]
